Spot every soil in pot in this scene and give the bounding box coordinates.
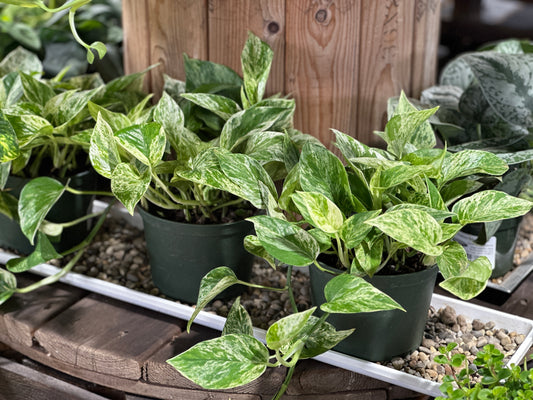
[0,170,97,254]
[138,207,255,303]
[310,264,438,362]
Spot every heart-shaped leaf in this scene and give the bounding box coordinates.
[439,256,492,300]
[222,297,253,336]
[89,114,121,178]
[115,123,166,167]
[266,308,316,350]
[291,191,344,234]
[0,268,17,306]
[111,163,150,214]
[7,232,61,273]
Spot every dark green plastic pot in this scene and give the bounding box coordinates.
[461,217,522,279]
[0,170,96,254]
[310,264,438,362]
[139,207,255,303]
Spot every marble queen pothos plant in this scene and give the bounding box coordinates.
[166,93,533,399]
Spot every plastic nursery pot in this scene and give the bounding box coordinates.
[310,264,438,362]
[0,170,96,254]
[460,217,523,279]
[138,207,255,304]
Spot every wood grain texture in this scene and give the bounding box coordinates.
[208,0,286,96]
[285,0,360,147]
[356,0,416,147]
[0,274,86,348]
[33,294,183,380]
[410,0,442,96]
[0,356,108,400]
[148,0,208,98]
[122,0,151,91]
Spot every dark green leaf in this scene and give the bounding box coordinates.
[6,232,61,273]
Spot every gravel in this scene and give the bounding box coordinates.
[6,209,533,383]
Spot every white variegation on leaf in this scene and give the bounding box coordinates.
[181,93,241,120]
[110,163,150,215]
[266,308,316,350]
[439,256,492,300]
[114,123,166,167]
[222,297,254,336]
[291,191,344,234]
[89,114,121,179]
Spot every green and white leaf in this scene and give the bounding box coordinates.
[6,232,61,273]
[439,150,508,185]
[266,308,316,350]
[299,316,354,359]
[89,114,121,178]
[291,191,344,234]
[0,115,19,162]
[248,215,320,266]
[321,274,404,313]
[19,177,65,245]
[339,210,381,248]
[115,123,166,167]
[439,256,492,300]
[188,267,240,332]
[111,163,150,215]
[452,190,533,224]
[366,209,443,256]
[243,235,276,269]
[181,92,241,120]
[222,297,254,336]
[436,241,469,279]
[0,268,17,306]
[167,334,268,389]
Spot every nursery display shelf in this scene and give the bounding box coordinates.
[1,203,533,397]
[486,258,533,294]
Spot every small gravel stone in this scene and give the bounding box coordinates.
[472,319,484,331]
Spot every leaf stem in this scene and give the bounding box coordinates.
[286,265,298,313]
[271,364,296,400]
[65,187,114,197]
[52,210,104,229]
[151,172,204,207]
[236,280,286,292]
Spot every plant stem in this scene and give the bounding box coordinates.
[16,249,84,294]
[210,198,244,213]
[272,364,296,400]
[286,265,298,313]
[151,172,204,207]
[313,260,338,275]
[65,187,114,197]
[54,210,104,229]
[237,280,286,292]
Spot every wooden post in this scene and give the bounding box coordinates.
[122,0,441,148]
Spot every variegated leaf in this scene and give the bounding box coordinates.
[243,235,276,269]
[181,93,241,120]
[266,308,316,350]
[440,150,508,185]
[0,46,42,76]
[333,128,391,161]
[0,190,17,220]
[19,177,65,245]
[354,238,384,277]
[291,191,344,234]
[436,241,468,279]
[0,267,16,306]
[439,256,492,300]
[298,316,354,359]
[339,210,381,248]
[0,114,19,162]
[89,114,121,179]
[188,267,240,332]
[366,208,443,256]
[248,215,320,266]
[88,102,132,132]
[439,56,473,89]
[115,123,166,167]
[111,163,150,215]
[440,223,462,242]
[222,297,254,336]
[44,87,101,128]
[183,53,242,92]
[20,72,55,107]
[378,164,433,189]
[5,114,53,147]
[321,274,404,314]
[452,190,533,224]
[299,142,355,215]
[441,179,484,206]
[241,32,273,105]
[167,334,268,389]
[6,232,61,273]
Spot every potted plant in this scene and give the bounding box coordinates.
[88,32,312,303]
[415,38,533,278]
[435,342,533,399]
[165,93,532,398]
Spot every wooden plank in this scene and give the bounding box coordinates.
[147,0,208,97]
[207,0,285,96]
[409,0,441,96]
[34,294,184,380]
[285,0,360,148]
[0,356,108,400]
[122,0,151,92]
[0,274,86,347]
[356,0,415,147]
[282,391,387,400]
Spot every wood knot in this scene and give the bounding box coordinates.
[267,21,280,34]
[315,9,328,23]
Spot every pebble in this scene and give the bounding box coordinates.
[44,208,528,385]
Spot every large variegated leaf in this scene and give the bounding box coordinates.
[115,123,166,167]
[89,114,121,178]
[339,210,381,248]
[463,53,533,127]
[299,142,355,215]
[183,54,243,93]
[441,179,484,206]
[436,241,468,279]
[167,334,268,389]
[386,204,455,221]
[266,308,316,350]
[219,106,292,150]
[222,297,254,336]
[188,267,240,332]
[377,164,433,189]
[5,114,53,147]
[366,209,443,256]
[20,72,55,107]
[19,177,65,245]
[181,93,241,121]
[0,46,42,76]
[0,268,16,306]
[44,87,101,128]
[88,102,132,132]
[243,235,276,268]
[497,149,533,166]
[439,256,492,300]
[6,232,61,273]
[354,238,384,277]
[439,150,508,185]
[248,215,320,266]
[241,32,273,105]
[111,163,150,215]
[216,150,277,209]
[0,161,9,190]
[291,191,344,234]
[439,56,473,89]
[452,190,533,224]
[333,129,390,161]
[299,316,354,359]
[321,274,404,313]
[0,114,19,162]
